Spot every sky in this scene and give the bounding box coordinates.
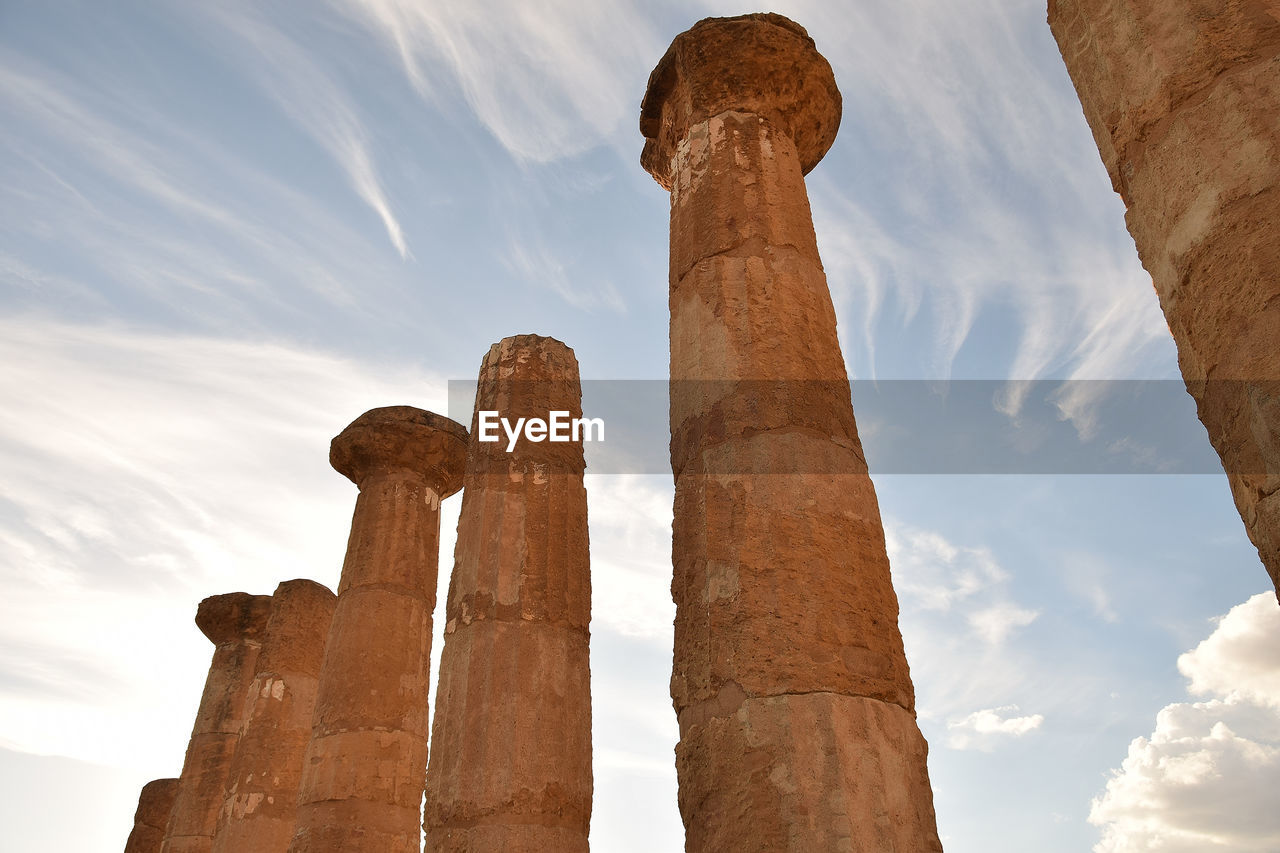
[1,0,1278,851]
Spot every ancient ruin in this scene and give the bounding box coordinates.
[125,779,179,853]
[127,6,1280,851]
[289,407,467,853]
[212,579,337,853]
[639,13,941,851]
[162,592,273,853]
[1050,0,1280,598]
[423,335,593,852]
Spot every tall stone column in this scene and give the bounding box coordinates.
[125,778,179,853]
[1049,1,1280,597]
[423,335,592,852]
[212,579,337,853]
[289,406,467,853]
[163,593,273,853]
[640,14,941,851]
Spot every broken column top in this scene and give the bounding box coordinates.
[480,334,580,380]
[640,12,842,189]
[195,592,273,645]
[473,334,585,473]
[329,405,468,495]
[263,579,337,664]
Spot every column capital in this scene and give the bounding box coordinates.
[195,592,272,645]
[330,406,468,494]
[640,13,841,190]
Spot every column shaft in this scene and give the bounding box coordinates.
[212,579,336,853]
[163,593,272,853]
[642,15,941,851]
[1050,0,1280,596]
[290,406,466,853]
[423,335,592,853]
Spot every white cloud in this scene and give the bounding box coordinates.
[886,519,1055,740]
[0,57,403,322]
[886,524,1006,612]
[0,317,449,771]
[887,521,1037,646]
[1090,593,1280,852]
[505,235,627,314]
[329,0,663,162]
[968,602,1040,645]
[770,0,1174,391]
[1053,550,1124,623]
[584,474,674,641]
[200,4,410,257]
[1178,593,1280,709]
[947,705,1044,750]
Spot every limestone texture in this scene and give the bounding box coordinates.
[162,593,273,853]
[641,14,942,851]
[289,406,467,853]
[125,778,179,853]
[212,579,337,853]
[1049,0,1280,597]
[423,335,592,853]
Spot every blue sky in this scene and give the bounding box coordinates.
[2,1,1278,851]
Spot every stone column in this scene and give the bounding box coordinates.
[125,778,179,853]
[640,14,941,852]
[423,335,592,852]
[1049,1,1280,597]
[212,579,337,853]
[289,406,467,853]
[163,593,273,853]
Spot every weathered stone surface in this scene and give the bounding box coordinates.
[162,593,272,853]
[424,336,592,853]
[641,13,841,190]
[673,434,915,715]
[676,695,941,853]
[125,778,179,853]
[212,579,336,853]
[1050,0,1280,597]
[290,407,467,853]
[642,14,940,851]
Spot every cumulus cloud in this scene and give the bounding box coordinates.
[1090,593,1280,852]
[1179,593,1280,709]
[947,705,1045,750]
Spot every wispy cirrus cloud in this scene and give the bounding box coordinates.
[195,4,411,257]
[327,0,664,163]
[737,0,1177,394]
[504,235,627,314]
[0,56,408,326]
[0,317,447,773]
